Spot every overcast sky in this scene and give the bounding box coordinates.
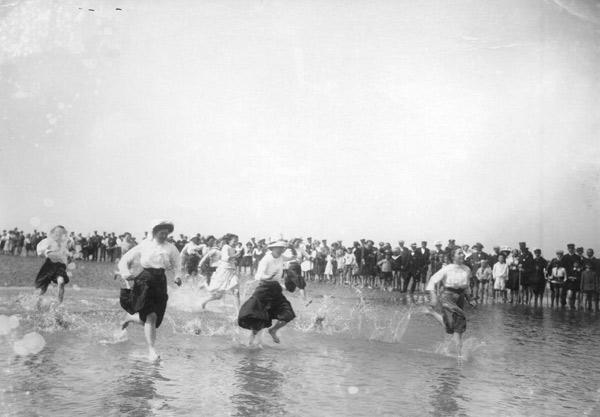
[1,0,599,252]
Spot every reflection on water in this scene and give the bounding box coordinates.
[231,353,285,417]
[2,287,600,417]
[429,366,465,417]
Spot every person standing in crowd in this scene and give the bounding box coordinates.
[402,243,422,296]
[397,240,410,291]
[425,248,472,358]
[517,242,535,305]
[118,220,181,362]
[580,261,597,312]
[391,247,403,290]
[548,251,567,308]
[430,241,445,275]
[238,240,296,345]
[583,248,599,311]
[467,243,487,302]
[201,234,242,311]
[240,242,254,275]
[444,239,458,258]
[418,241,431,293]
[344,246,357,286]
[361,240,377,288]
[492,253,509,302]
[566,260,582,310]
[377,250,393,291]
[488,246,501,267]
[253,239,267,276]
[476,259,492,303]
[531,249,548,308]
[506,249,520,304]
[334,245,345,286]
[35,225,73,304]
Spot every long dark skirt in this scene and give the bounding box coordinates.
[35,259,69,292]
[506,269,520,291]
[439,288,466,334]
[119,268,168,328]
[238,281,296,331]
[284,263,306,292]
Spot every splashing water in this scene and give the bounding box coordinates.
[0,314,20,335]
[13,332,46,356]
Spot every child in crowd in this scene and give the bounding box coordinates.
[377,251,393,292]
[476,259,492,304]
[324,252,334,282]
[335,248,345,286]
[343,248,356,286]
[492,254,508,302]
[550,258,567,309]
[580,262,597,312]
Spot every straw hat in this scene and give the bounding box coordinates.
[150,220,174,234]
[267,240,288,249]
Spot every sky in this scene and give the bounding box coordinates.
[1,0,599,253]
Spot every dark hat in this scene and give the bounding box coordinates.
[473,242,484,249]
[567,243,575,248]
[576,247,584,252]
[519,242,527,246]
[421,241,427,245]
[533,248,541,254]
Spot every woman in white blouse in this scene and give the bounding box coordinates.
[35,225,73,303]
[201,233,242,311]
[425,248,472,358]
[117,220,181,362]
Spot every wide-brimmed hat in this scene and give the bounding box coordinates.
[473,242,484,249]
[434,240,442,246]
[267,240,288,249]
[150,220,174,234]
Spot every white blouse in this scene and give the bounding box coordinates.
[255,252,284,281]
[492,262,509,280]
[426,263,471,291]
[36,238,71,264]
[118,239,181,279]
[218,244,238,269]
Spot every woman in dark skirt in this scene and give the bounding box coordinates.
[117,220,181,361]
[506,249,521,303]
[283,239,308,300]
[424,248,472,358]
[238,240,296,346]
[35,225,73,303]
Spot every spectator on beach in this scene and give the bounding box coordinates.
[580,262,597,312]
[531,249,548,308]
[492,254,509,302]
[548,251,567,308]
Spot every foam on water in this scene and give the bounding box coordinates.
[0,314,20,335]
[13,332,46,356]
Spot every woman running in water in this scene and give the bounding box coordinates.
[238,240,296,345]
[35,225,74,304]
[117,220,181,361]
[201,234,241,311]
[425,248,471,358]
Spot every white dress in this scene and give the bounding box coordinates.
[324,254,333,275]
[207,244,239,294]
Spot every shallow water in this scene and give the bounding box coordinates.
[1,283,600,417]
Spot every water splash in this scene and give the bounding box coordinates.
[13,332,45,356]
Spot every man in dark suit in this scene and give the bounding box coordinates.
[430,241,445,274]
[518,242,535,304]
[418,241,431,288]
[402,243,422,295]
[397,240,411,292]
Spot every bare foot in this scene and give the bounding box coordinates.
[268,328,280,344]
[148,349,161,362]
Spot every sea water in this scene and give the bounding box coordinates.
[1,282,599,417]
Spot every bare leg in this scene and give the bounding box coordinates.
[425,306,445,327]
[144,312,159,361]
[233,289,240,312]
[454,332,463,358]
[268,320,288,343]
[121,313,142,330]
[201,292,222,309]
[249,329,263,346]
[57,277,65,303]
